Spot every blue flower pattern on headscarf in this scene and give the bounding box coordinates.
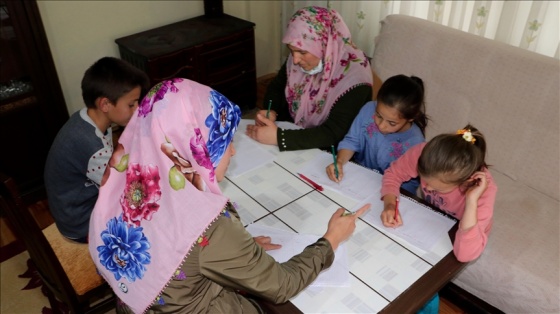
[97,215,151,282]
[205,90,241,167]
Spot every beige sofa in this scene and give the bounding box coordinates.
[372,15,559,313]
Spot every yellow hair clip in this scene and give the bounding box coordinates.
[456,129,476,144]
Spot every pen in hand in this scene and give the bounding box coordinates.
[266,100,272,119]
[331,145,339,180]
[394,197,399,222]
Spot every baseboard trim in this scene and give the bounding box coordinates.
[440,282,505,314]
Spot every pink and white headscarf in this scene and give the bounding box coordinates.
[282,6,373,128]
[88,78,241,313]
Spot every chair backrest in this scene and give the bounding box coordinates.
[0,173,114,314]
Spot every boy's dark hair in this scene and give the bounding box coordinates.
[81,57,149,109]
[417,124,488,185]
[377,74,428,135]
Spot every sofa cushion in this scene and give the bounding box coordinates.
[453,169,559,313]
[372,14,560,313]
[372,14,559,200]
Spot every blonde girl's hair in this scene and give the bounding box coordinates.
[417,124,487,185]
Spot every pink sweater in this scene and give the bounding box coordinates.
[381,143,497,262]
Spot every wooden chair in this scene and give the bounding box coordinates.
[0,173,115,313]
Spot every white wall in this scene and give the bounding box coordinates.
[37,1,282,115]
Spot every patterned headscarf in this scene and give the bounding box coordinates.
[88,78,241,313]
[282,6,373,128]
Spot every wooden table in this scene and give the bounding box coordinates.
[219,120,466,313]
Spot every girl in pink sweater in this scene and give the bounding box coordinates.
[380,125,497,262]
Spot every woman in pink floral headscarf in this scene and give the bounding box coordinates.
[247,6,373,151]
[89,78,368,313]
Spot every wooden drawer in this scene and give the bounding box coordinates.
[212,69,256,107]
[115,15,257,110]
[200,38,254,84]
[146,48,196,83]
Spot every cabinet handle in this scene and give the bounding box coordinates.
[154,65,194,82]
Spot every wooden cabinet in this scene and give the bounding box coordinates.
[0,0,68,195]
[0,0,67,260]
[115,14,257,110]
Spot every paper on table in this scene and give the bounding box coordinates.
[297,152,383,202]
[354,194,456,251]
[246,224,350,287]
[226,119,277,177]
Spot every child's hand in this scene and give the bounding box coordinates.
[326,162,344,182]
[464,171,488,202]
[380,194,403,228]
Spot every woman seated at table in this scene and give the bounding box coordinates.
[88,78,369,313]
[246,6,373,151]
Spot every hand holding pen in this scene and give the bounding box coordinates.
[326,147,353,183]
[380,194,403,228]
[326,161,344,183]
[256,100,277,126]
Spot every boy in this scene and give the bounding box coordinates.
[44,57,149,243]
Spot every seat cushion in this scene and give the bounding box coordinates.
[452,169,560,313]
[43,224,105,296]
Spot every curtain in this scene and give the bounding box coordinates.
[280,1,559,60]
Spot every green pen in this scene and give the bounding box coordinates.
[266,100,272,118]
[331,145,339,179]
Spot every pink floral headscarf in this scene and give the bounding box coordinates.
[88,78,241,313]
[282,6,373,128]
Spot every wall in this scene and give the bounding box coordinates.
[37,1,282,115]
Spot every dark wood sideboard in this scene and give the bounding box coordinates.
[115,14,257,110]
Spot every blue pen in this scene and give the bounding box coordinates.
[266,100,272,118]
[331,145,339,179]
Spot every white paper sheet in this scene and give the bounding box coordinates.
[296,151,383,202]
[226,120,277,177]
[355,195,456,252]
[246,224,350,287]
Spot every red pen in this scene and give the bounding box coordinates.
[297,173,324,191]
[394,197,399,221]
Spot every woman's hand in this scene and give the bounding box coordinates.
[255,109,277,126]
[380,194,402,228]
[326,162,344,183]
[323,204,370,250]
[253,236,282,251]
[246,113,278,145]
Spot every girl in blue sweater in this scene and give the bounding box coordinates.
[326,74,427,194]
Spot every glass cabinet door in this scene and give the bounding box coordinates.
[0,0,68,194]
[0,1,34,102]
